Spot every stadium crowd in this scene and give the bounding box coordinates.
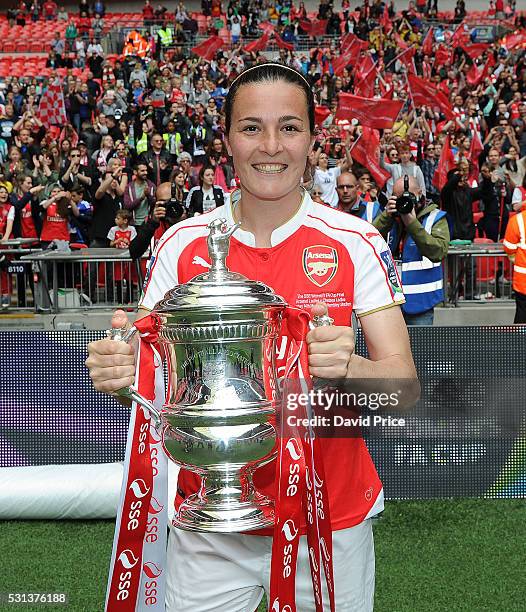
[0,0,525,318]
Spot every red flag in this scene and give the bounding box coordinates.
[434,45,452,68]
[314,105,331,126]
[299,19,327,37]
[244,30,270,53]
[394,32,409,50]
[191,35,224,61]
[407,73,455,121]
[466,59,492,88]
[259,21,275,33]
[340,32,368,53]
[380,4,392,34]
[432,135,456,191]
[336,93,403,129]
[332,50,356,75]
[36,79,67,128]
[354,55,377,98]
[273,32,294,51]
[461,43,489,61]
[503,29,526,50]
[399,46,416,74]
[421,27,434,55]
[467,129,484,183]
[450,22,469,47]
[350,128,390,187]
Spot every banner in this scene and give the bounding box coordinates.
[1,329,525,501]
[336,93,403,129]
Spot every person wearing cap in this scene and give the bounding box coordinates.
[177,152,199,189]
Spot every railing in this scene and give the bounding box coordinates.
[445,243,514,305]
[18,248,144,313]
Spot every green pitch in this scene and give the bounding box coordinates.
[1,500,524,611]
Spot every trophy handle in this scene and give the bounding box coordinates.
[108,326,162,427]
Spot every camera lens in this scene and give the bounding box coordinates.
[395,194,415,215]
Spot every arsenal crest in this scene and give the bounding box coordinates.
[302,245,339,287]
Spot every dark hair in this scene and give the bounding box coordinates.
[224,63,315,134]
[199,165,215,186]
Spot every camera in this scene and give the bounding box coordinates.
[395,175,418,214]
[164,181,185,221]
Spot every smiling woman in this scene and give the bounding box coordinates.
[86,61,418,612]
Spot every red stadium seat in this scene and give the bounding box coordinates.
[2,41,16,53]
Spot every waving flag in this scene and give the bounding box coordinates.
[350,128,390,187]
[467,129,484,183]
[354,55,377,98]
[407,73,454,120]
[36,79,67,128]
[421,27,434,55]
[244,30,270,53]
[274,32,294,51]
[314,106,331,126]
[299,19,327,37]
[336,93,403,129]
[432,135,456,191]
[191,35,224,61]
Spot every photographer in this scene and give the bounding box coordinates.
[128,179,187,260]
[374,175,450,325]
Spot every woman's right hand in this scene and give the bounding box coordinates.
[86,310,136,395]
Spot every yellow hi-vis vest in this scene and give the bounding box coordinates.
[158,27,173,47]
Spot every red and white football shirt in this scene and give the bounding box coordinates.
[139,192,405,532]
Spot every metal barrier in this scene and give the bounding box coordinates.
[4,242,515,314]
[0,239,43,311]
[445,244,514,305]
[19,248,143,313]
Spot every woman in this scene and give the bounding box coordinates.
[92,134,115,177]
[32,150,60,192]
[0,184,15,308]
[10,174,45,239]
[87,63,417,612]
[512,173,526,212]
[2,146,26,183]
[312,140,352,208]
[205,137,234,191]
[185,165,225,215]
[168,167,189,215]
[40,186,71,247]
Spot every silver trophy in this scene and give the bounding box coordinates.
[111,219,287,532]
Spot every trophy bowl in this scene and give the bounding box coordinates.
[115,219,286,532]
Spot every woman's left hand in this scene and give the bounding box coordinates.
[306,302,354,378]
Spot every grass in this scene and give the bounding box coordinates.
[1,500,524,611]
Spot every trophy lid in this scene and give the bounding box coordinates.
[155,218,286,312]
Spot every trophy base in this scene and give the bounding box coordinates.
[173,495,274,533]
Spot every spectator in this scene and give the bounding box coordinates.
[40,186,71,247]
[123,162,156,226]
[186,165,225,215]
[503,205,526,323]
[68,182,92,244]
[374,176,450,325]
[91,158,127,247]
[311,138,353,208]
[57,5,68,21]
[336,171,380,222]
[42,0,58,20]
[92,135,115,176]
[65,18,78,52]
[107,209,137,303]
[10,174,45,239]
[420,142,440,203]
[140,132,172,185]
[381,142,427,197]
[60,147,93,194]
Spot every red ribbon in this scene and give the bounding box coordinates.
[270,308,335,612]
[106,314,161,612]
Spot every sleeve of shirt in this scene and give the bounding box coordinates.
[138,228,179,310]
[7,206,15,220]
[129,226,138,240]
[512,188,522,206]
[107,227,116,240]
[352,230,405,317]
[330,166,341,180]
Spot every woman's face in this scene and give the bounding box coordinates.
[0,187,8,202]
[103,135,114,149]
[61,139,71,153]
[175,172,185,186]
[508,147,517,159]
[10,148,20,162]
[22,177,32,192]
[225,81,314,203]
[213,139,223,152]
[203,168,215,187]
[318,152,329,169]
